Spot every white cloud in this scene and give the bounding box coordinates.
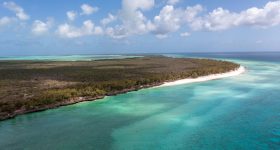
[145,0,280,37]
[81,4,98,15]
[101,13,117,26]
[122,0,155,11]
[67,11,77,21]
[3,1,29,20]
[57,20,103,38]
[190,1,280,31]
[151,5,181,35]
[106,0,155,38]
[180,32,190,37]
[167,0,180,5]
[183,5,204,22]
[238,1,280,27]
[190,8,238,31]
[32,18,53,35]
[120,0,155,32]
[103,1,203,39]
[150,5,203,36]
[105,26,128,39]
[0,16,12,26]
[5,0,278,39]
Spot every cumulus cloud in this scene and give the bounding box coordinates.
[6,0,279,39]
[189,8,237,31]
[81,4,98,15]
[238,1,280,27]
[122,0,155,11]
[32,18,53,35]
[105,26,128,39]
[0,17,12,26]
[3,1,29,20]
[190,1,280,31]
[101,13,117,26]
[147,0,280,37]
[152,5,181,35]
[150,4,203,37]
[67,11,77,21]
[105,0,155,38]
[104,0,204,39]
[57,20,103,38]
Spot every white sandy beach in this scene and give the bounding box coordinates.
[158,66,246,87]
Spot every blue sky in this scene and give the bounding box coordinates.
[0,0,280,56]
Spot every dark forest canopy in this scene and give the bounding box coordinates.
[0,56,239,120]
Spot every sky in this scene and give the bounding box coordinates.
[0,0,280,56]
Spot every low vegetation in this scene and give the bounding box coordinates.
[0,56,239,120]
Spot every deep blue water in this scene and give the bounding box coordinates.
[164,52,280,62]
[0,52,279,150]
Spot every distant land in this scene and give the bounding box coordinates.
[0,56,239,120]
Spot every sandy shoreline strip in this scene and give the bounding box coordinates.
[158,66,246,87]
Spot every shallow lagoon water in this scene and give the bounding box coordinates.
[0,53,280,150]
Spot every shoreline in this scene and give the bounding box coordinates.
[0,66,245,121]
[158,66,246,87]
[0,83,161,121]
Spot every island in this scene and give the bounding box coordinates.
[0,56,241,120]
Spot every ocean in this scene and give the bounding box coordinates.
[0,52,279,150]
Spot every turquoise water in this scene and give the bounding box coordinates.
[0,53,280,150]
[0,55,141,61]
